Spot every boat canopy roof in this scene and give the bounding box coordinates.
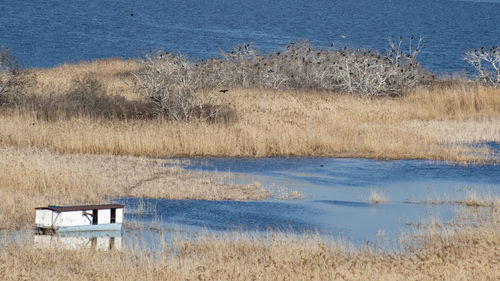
[36,204,124,212]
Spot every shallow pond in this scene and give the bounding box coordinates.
[105,156,499,250]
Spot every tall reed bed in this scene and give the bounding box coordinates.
[1,85,499,162]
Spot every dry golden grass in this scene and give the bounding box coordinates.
[1,90,499,162]
[0,59,497,162]
[0,147,270,230]
[1,205,498,281]
[0,59,499,162]
[458,190,499,207]
[32,58,142,100]
[423,190,500,208]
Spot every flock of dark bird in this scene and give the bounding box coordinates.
[143,38,429,96]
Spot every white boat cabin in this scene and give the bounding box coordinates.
[35,204,124,232]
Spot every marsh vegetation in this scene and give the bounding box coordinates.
[1,202,498,281]
[0,147,272,230]
[1,41,499,161]
[0,41,499,280]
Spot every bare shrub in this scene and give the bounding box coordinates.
[132,52,233,122]
[464,46,500,88]
[135,38,428,99]
[62,74,113,117]
[283,38,426,97]
[26,73,154,121]
[0,48,34,106]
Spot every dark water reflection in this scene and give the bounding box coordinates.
[122,199,317,232]
[114,196,455,250]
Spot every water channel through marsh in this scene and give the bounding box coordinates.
[104,154,499,251]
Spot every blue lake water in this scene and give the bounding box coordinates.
[1,0,500,73]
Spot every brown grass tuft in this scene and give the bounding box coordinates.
[370,189,388,204]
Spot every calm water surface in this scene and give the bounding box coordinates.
[109,157,499,249]
[1,0,500,72]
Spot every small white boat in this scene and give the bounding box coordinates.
[35,204,124,233]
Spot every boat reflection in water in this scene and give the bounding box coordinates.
[34,230,122,251]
